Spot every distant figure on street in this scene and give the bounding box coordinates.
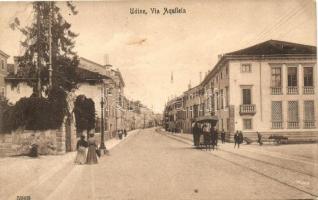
[86,133,98,164]
[257,131,263,146]
[215,129,219,149]
[234,131,240,149]
[192,122,200,147]
[221,129,226,144]
[239,131,244,145]
[210,126,216,150]
[124,129,127,137]
[74,135,88,164]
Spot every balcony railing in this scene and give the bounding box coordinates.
[272,121,283,129]
[303,86,315,95]
[287,86,298,95]
[304,120,316,129]
[239,104,256,115]
[287,121,299,129]
[271,87,282,95]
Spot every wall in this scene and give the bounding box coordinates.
[0,118,77,157]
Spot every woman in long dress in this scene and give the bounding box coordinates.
[86,133,98,164]
[74,135,88,164]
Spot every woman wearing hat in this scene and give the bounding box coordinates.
[86,132,98,164]
[74,135,88,164]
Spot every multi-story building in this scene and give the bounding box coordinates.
[183,85,204,133]
[164,40,317,142]
[202,40,317,141]
[0,50,9,99]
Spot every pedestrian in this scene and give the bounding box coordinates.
[239,131,244,145]
[215,129,219,149]
[86,132,98,164]
[234,131,240,149]
[29,135,39,157]
[257,131,263,146]
[74,135,88,164]
[210,126,216,150]
[192,122,200,148]
[221,129,226,144]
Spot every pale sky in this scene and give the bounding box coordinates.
[0,0,316,113]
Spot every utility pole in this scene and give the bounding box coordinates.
[48,1,53,88]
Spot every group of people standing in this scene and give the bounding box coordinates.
[192,123,226,150]
[74,133,99,165]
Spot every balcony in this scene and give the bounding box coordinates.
[287,86,298,95]
[304,120,316,129]
[239,104,256,115]
[271,87,282,95]
[272,121,283,129]
[287,121,299,129]
[303,86,315,95]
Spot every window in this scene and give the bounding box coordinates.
[271,67,282,87]
[272,101,283,129]
[288,67,297,86]
[1,60,4,70]
[242,88,251,104]
[226,65,229,75]
[243,119,252,129]
[241,64,251,73]
[216,92,219,110]
[304,101,315,121]
[272,101,283,121]
[225,87,229,107]
[220,89,224,109]
[288,101,299,128]
[304,67,313,87]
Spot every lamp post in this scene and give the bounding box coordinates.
[99,85,107,154]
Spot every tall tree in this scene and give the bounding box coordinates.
[10,1,79,95]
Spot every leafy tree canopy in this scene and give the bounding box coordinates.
[10,1,79,94]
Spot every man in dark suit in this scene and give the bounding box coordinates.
[234,131,240,149]
[221,129,226,144]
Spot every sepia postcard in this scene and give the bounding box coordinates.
[0,0,317,199]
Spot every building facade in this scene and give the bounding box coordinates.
[164,40,317,142]
[0,50,9,99]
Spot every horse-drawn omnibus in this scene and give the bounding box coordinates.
[192,116,218,150]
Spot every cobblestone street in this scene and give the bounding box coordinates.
[1,128,317,200]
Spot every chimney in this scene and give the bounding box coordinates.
[199,72,202,82]
[218,54,223,60]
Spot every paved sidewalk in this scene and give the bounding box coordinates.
[0,129,140,200]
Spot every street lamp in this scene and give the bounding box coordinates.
[99,85,107,154]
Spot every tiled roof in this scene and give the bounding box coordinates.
[226,40,316,56]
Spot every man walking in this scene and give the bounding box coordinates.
[239,131,244,146]
[234,131,240,149]
[215,129,219,149]
[221,129,226,144]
